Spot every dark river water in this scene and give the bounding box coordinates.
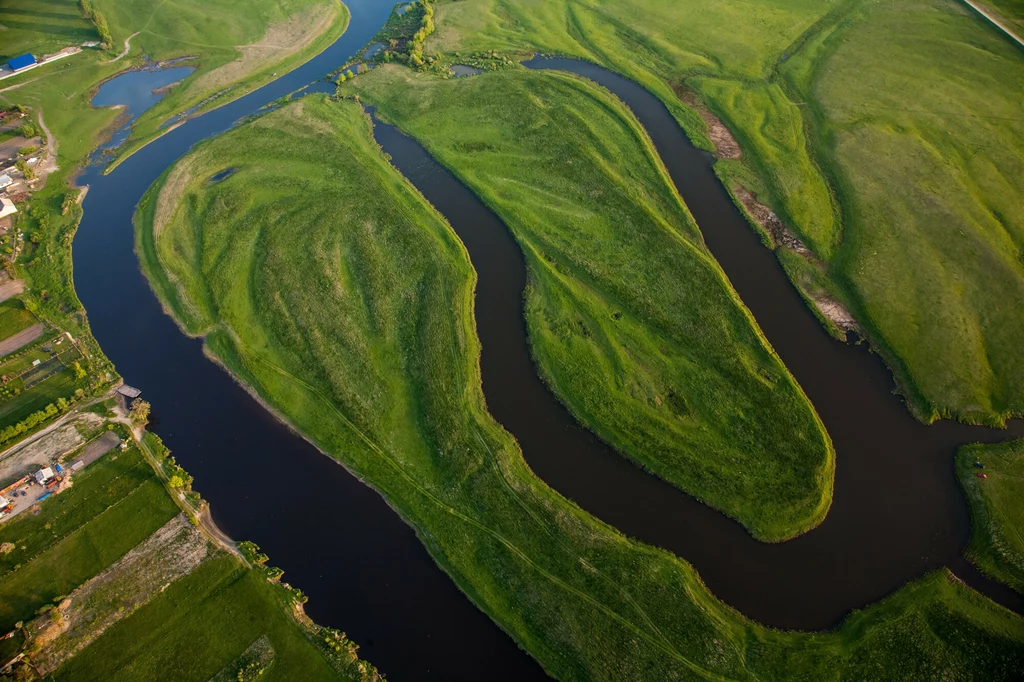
[70,2,1022,679]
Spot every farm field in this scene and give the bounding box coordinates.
[958,439,1024,595]
[0,427,372,680]
[138,93,1024,680]
[427,0,1024,424]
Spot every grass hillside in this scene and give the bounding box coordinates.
[90,0,348,157]
[138,93,1024,680]
[958,440,1024,595]
[427,0,1024,424]
[0,0,97,61]
[348,66,832,541]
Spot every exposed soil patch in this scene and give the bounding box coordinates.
[187,4,339,98]
[672,84,741,159]
[28,514,209,674]
[734,185,860,334]
[0,279,24,303]
[734,186,809,253]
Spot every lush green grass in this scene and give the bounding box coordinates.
[94,0,349,162]
[52,554,350,681]
[0,476,178,630]
[782,0,1024,423]
[0,0,98,63]
[0,298,37,341]
[138,94,1024,680]
[348,66,832,541]
[427,0,1024,424]
[958,439,1024,595]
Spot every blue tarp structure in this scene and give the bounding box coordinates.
[8,54,37,71]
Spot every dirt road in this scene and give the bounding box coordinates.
[0,322,44,357]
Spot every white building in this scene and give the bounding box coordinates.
[34,467,54,484]
[0,197,17,220]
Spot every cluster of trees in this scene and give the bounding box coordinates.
[78,0,113,49]
[0,401,63,445]
[408,0,435,67]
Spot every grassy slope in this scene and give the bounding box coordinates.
[91,0,349,161]
[349,66,832,541]
[428,0,1024,424]
[138,94,1024,680]
[0,0,97,62]
[784,0,1024,423]
[957,440,1024,595]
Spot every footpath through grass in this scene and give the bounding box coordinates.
[349,65,832,541]
[138,94,1024,680]
[958,440,1024,595]
[427,0,1024,425]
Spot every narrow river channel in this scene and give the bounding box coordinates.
[70,1,1022,679]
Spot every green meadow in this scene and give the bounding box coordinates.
[138,93,1024,680]
[958,440,1024,595]
[427,0,1024,424]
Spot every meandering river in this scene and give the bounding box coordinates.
[71,1,1022,679]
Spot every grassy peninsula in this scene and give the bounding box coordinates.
[958,440,1024,595]
[137,92,1024,680]
[347,66,833,541]
[426,0,1024,425]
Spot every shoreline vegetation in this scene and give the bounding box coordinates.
[425,0,1024,428]
[137,92,1024,680]
[958,439,1024,596]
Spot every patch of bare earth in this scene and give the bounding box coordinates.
[0,414,104,484]
[186,3,339,97]
[734,186,860,334]
[672,84,742,160]
[28,514,209,675]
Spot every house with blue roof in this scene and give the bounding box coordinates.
[7,55,37,72]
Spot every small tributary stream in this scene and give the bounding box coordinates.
[70,2,1022,678]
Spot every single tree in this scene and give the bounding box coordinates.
[129,398,151,426]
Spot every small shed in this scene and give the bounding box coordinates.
[33,467,54,484]
[0,198,16,220]
[8,55,37,72]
